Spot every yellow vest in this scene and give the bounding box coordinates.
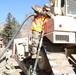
[31,17,48,32]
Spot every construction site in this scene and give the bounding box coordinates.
[0,0,76,75]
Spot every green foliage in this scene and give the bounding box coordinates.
[3,13,13,42]
[11,17,21,37]
[1,12,20,47]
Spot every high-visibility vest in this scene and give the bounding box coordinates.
[31,15,48,32]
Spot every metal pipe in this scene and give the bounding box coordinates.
[0,13,36,59]
[33,31,44,71]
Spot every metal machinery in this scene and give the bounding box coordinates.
[11,0,76,75]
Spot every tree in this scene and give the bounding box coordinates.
[3,13,13,43]
[1,12,20,48]
[11,17,21,38]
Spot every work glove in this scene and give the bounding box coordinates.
[32,4,42,13]
[32,4,47,16]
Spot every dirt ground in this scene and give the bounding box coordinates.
[5,50,48,75]
[0,50,25,75]
[8,50,26,75]
[6,57,25,75]
[1,49,76,75]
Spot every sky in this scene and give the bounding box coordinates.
[0,0,50,23]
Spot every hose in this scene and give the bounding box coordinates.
[0,13,36,59]
[33,31,44,71]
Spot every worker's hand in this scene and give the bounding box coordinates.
[32,4,47,16]
[32,4,42,13]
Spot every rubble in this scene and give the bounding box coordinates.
[0,49,24,75]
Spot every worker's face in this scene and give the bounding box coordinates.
[42,8,46,12]
[34,18,38,20]
[34,16,38,21]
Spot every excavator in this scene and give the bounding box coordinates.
[0,0,76,75]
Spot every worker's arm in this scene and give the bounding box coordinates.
[32,4,47,16]
[32,4,54,18]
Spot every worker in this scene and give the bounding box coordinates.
[31,7,49,58]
